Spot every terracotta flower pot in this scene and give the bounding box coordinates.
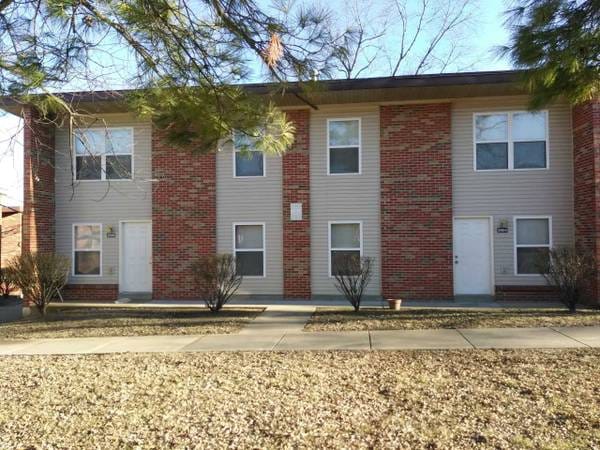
[387,299,402,310]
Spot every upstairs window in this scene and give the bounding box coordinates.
[474,111,548,171]
[328,119,360,174]
[234,131,264,177]
[515,217,551,275]
[234,223,265,277]
[75,128,133,180]
[73,224,102,276]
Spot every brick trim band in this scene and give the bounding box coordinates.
[61,284,119,302]
[380,103,453,300]
[151,128,216,299]
[573,100,600,304]
[282,110,311,299]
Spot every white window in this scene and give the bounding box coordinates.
[75,128,133,180]
[328,119,361,175]
[474,111,548,171]
[329,221,362,276]
[514,217,551,275]
[234,223,265,277]
[233,131,264,177]
[73,224,102,276]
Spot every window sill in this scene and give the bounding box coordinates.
[474,167,549,173]
[74,179,135,183]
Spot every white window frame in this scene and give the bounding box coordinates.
[513,215,552,276]
[328,220,363,277]
[72,223,103,277]
[473,111,549,172]
[233,222,266,278]
[232,133,266,178]
[327,118,362,175]
[73,127,135,182]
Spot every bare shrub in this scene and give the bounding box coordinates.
[332,254,373,312]
[9,253,70,316]
[192,254,242,312]
[0,267,17,298]
[537,246,596,313]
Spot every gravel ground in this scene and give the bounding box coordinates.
[0,307,263,339]
[0,350,598,449]
[305,307,600,332]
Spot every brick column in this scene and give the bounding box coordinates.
[380,103,453,300]
[0,211,22,267]
[22,106,55,255]
[282,110,311,299]
[573,99,600,304]
[151,127,216,299]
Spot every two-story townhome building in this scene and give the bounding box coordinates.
[4,70,600,303]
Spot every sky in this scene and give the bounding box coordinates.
[0,0,512,207]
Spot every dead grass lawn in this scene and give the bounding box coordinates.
[0,350,598,448]
[0,307,263,339]
[306,307,600,332]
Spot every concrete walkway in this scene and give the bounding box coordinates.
[1,324,598,356]
[2,303,599,355]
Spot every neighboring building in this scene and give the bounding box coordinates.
[0,206,22,267]
[2,70,599,302]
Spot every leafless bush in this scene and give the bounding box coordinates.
[0,267,17,298]
[537,246,596,313]
[8,253,70,316]
[332,255,373,312]
[192,254,242,312]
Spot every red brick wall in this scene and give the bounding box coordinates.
[1,212,21,267]
[282,110,311,299]
[573,99,600,305]
[151,127,216,299]
[380,103,453,300]
[22,106,55,254]
[62,284,119,302]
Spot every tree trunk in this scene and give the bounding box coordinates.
[570,289,579,314]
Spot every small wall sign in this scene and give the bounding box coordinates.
[496,218,509,234]
[290,203,303,221]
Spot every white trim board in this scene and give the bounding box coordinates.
[232,222,267,278]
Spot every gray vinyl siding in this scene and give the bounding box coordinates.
[452,96,574,286]
[216,144,283,295]
[54,113,152,285]
[310,105,381,296]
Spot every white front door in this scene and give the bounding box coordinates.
[121,222,152,293]
[453,218,492,295]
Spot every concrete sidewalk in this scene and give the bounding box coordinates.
[1,326,598,355]
[2,304,598,355]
